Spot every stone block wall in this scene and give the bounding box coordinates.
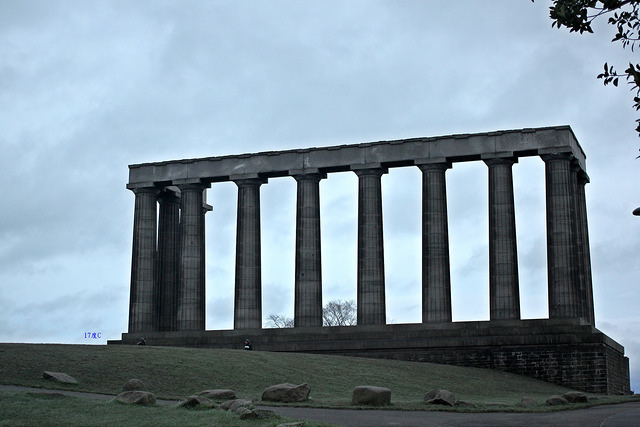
[344,345,627,394]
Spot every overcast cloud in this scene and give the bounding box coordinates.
[1,1,638,391]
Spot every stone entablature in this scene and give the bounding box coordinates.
[125,125,595,335]
[127,126,585,186]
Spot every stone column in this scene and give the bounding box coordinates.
[176,182,209,331]
[128,186,158,333]
[573,166,595,325]
[484,156,521,320]
[292,171,325,327]
[233,176,265,329]
[157,189,181,331]
[542,153,579,318]
[353,166,387,325]
[418,160,452,323]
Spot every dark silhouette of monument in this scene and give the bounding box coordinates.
[109,126,631,394]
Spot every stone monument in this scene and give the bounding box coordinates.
[109,126,630,394]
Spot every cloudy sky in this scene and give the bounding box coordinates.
[1,1,638,390]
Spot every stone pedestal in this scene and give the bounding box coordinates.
[115,319,631,395]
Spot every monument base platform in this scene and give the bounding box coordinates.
[109,318,631,395]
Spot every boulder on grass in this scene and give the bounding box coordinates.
[198,389,236,400]
[177,395,216,409]
[122,379,144,391]
[521,396,538,408]
[351,386,391,406]
[234,407,253,418]
[219,398,253,412]
[239,409,278,420]
[115,391,156,406]
[563,391,588,403]
[262,383,310,403]
[424,389,455,406]
[546,395,569,406]
[42,371,78,384]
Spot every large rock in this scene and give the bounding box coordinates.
[424,389,455,406]
[234,407,253,418]
[122,379,144,391]
[351,386,391,406]
[115,391,156,406]
[42,371,78,384]
[198,389,236,400]
[219,398,253,412]
[239,409,278,420]
[546,395,569,406]
[521,396,538,408]
[177,395,216,409]
[563,391,588,403]
[262,383,310,403]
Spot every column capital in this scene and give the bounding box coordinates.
[128,185,159,195]
[351,164,388,177]
[291,171,327,182]
[577,172,590,185]
[157,188,180,202]
[540,151,574,163]
[571,161,590,185]
[231,174,267,186]
[175,181,210,191]
[416,161,452,172]
[482,155,518,167]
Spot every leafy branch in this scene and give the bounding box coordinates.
[538,0,640,135]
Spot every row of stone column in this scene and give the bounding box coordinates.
[128,183,209,333]
[128,154,594,333]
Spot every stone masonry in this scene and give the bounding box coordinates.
[113,125,630,394]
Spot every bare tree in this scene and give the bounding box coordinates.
[322,299,357,326]
[265,313,294,328]
[266,299,357,327]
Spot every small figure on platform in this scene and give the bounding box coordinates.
[244,339,252,350]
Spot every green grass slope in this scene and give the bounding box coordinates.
[0,342,580,406]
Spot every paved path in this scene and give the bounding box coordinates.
[2,384,639,427]
[261,402,640,427]
[0,384,178,405]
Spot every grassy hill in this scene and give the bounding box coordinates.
[0,342,587,406]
